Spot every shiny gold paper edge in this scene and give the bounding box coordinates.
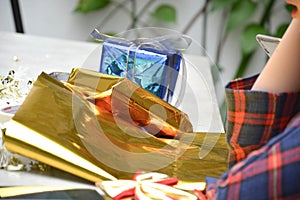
[67,68,123,92]
[68,68,193,133]
[3,120,117,182]
[174,181,206,191]
[0,186,96,198]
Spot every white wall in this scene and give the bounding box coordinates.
[0,0,292,85]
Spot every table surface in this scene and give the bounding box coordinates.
[0,31,224,192]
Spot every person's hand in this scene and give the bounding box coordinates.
[286,0,300,20]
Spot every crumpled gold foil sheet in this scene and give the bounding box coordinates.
[3,68,228,183]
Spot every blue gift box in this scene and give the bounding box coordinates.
[99,41,182,103]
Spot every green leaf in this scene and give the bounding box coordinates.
[104,32,117,37]
[275,23,289,38]
[75,0,111,13]
[209,0,238,11]
[151,4,176,23]
[285,4,296,13]
[285,3,296,13]
[226,0,257,32]
[240,24,268,55]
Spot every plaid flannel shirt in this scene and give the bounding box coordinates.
[206,74,300,200]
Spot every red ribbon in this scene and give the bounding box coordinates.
[96,171,206,200]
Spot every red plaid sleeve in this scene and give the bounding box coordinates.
[207,116,300,199]
[225,74,300,167]
[205,74,300,199]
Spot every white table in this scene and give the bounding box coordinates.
[0,32,224,195]
[0,32,105,197]
[0,31,100,77]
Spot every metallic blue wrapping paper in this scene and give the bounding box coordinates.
[99,41,182,103]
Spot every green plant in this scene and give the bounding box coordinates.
[209,0,292,79]
[75,0,177,32]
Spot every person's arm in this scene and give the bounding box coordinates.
[207,19,300,200]
[252,19,300,92]
[225,19,300,167]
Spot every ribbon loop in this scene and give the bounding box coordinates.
[91,28,192,51]
[97,172,201,200]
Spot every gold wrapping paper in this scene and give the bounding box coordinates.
[67,68,193,138]
[3,68,228,183]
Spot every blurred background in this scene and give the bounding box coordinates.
[0,0,293,86]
